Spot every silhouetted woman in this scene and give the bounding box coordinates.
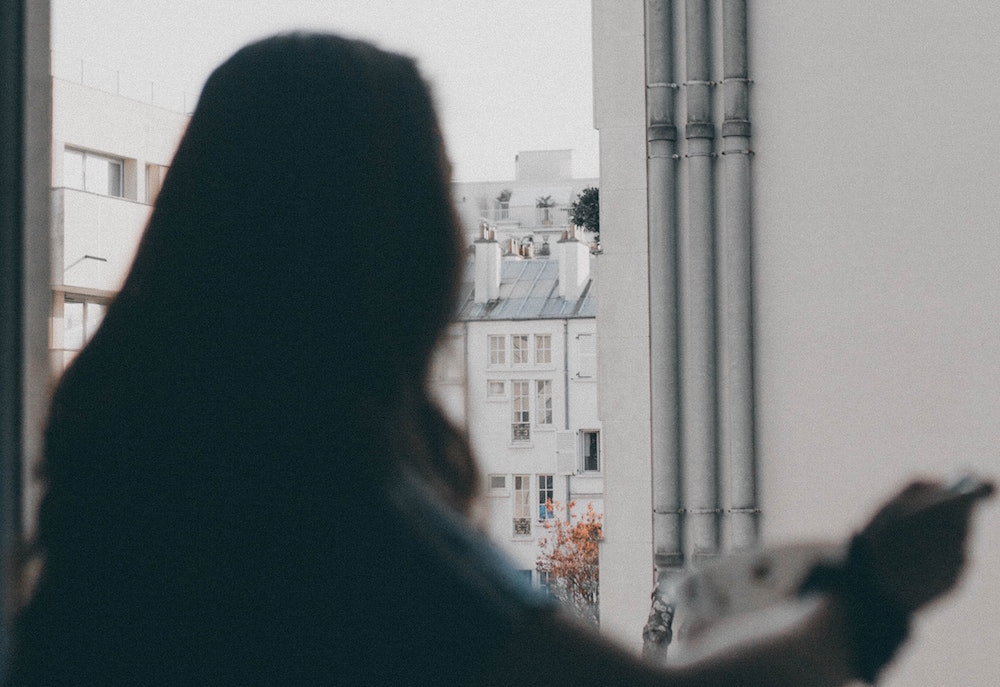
[10,33,989,686]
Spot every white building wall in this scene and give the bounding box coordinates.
[749,4,1000,685]
[595,1,1000,684]
[49,77,188,370]
[429,301,602,581]
[451,150,598,249]
[591,0,654,649]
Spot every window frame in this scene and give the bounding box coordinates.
[537,474,554,520]
[511,379,531,442]
[535,379,553,426]
[513,474,531,536]
[511,334,529,365]
[488,334,506,367]
[486,379,506,400]
[488,473,508,496]
[535,333,552,365]
[63,146,125,198]
[581,430,601,472]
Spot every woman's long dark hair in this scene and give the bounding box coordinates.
[12,33,477,684]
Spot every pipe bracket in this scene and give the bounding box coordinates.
[683,80,717,87]
[647,124,677,142]
[687,508,724,514]
[685,121,715,139]
[647,81,680,90]
[720,149,754,156]
[721,119,751,138]
[684,151,717,159]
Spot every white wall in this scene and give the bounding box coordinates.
[52,78,188,291]
[750,3,1000,685]
[591,0,654,649]
[594,1,1000,683]
[49,77,189,370]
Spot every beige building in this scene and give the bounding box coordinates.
[593,2,1000,686]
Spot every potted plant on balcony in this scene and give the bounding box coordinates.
[536,195,555,225]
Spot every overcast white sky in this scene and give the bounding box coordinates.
[51,0,599,182]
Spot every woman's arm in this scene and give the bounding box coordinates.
[478,598,854,687]
[477,478,992,687]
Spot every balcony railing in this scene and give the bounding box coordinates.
[511,422,530,442]
[513,518,531,536]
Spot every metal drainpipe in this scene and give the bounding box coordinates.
[564,319,570,432]
[463,321,471,436]
[682,0,720,563]
[564,319,571,521]
[644,0,684,578]
[720,0,758,550]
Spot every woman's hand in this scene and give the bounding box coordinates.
[857,477,994,613]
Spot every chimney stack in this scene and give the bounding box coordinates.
[474,226,501,303]
[558,234,590,302]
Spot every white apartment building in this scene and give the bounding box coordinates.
[451,149,598,252]
[49,71,189,372]
[593,3,1000,686]
[430,234,602,588]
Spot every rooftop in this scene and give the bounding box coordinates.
[454,256,596,322]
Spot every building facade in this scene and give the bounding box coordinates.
[49,74,189,372]
[430,234,602,589]
[451,149,598,253]
[593,3,1000,686]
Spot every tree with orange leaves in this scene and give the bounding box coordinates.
[536,500,602,625]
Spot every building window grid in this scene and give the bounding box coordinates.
[511,380,530,442]
[62,298,107,353]
[488,335,506,366]
[64,148,124,198]
[582,431,600,472]
[538,475,554,520]
[536,380,553,426]
[512,334,529,365]
[535,334,552,365]
[487,380,506,399]
[513,475,531,535]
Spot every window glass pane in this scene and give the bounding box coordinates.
[583,431,600,471]
[538,475,553,519]
[512,335,528,364]
[512,380,530,441]
[536,380,552,425]
[105,159,123,197]
[83,153,108,194]
[85,301,106,340]
[63,149,84,190]
[536,334,551,364]
[489,335,505,366]
[63,301,84,351]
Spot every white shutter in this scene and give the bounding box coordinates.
[576,333,596,378]
[556,430,577,474]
